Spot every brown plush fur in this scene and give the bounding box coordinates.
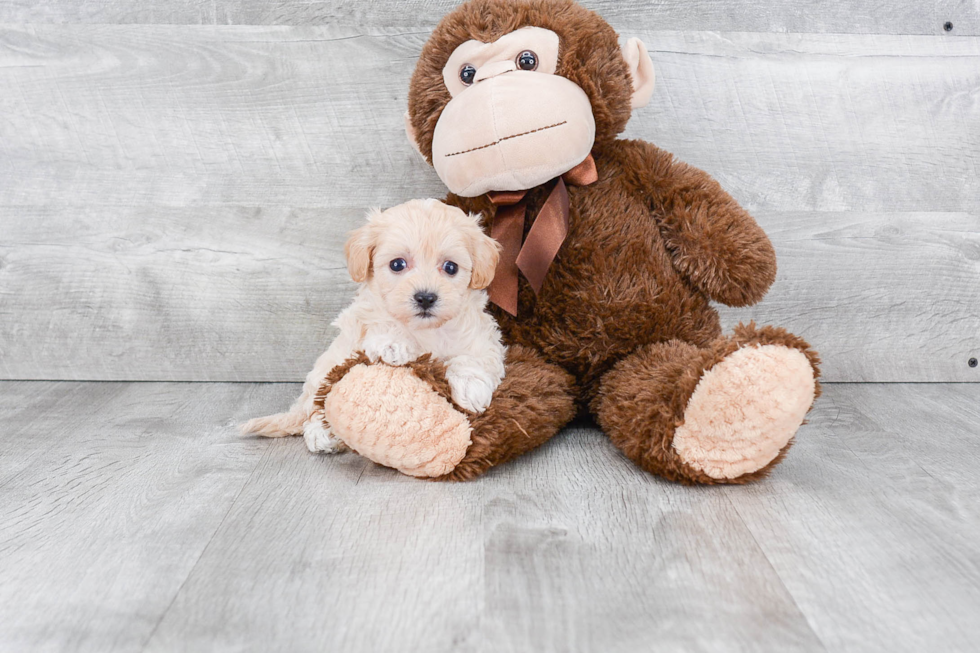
[348,0,821,483]
[446,139,780,399]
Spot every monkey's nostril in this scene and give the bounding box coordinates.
[413,291,438,309]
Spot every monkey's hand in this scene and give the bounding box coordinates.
[629,140,777,307]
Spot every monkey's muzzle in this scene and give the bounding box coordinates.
[431,71,596,197]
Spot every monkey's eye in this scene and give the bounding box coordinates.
[389,258,407,272]
[516,51,538,71]
[442,261,459,276]
[459,64,476,85]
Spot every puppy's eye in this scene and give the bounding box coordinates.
[389,258,407,272]
[442,261,459,276]
[516,51,537,71]
[459,64,476,85]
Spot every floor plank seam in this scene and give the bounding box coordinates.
[137,445,272,651]
[353,461,368,485]
[723,492,830,652]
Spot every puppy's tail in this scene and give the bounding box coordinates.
[239,411,306,438]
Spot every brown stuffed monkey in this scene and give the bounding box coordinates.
[319,0,821,484]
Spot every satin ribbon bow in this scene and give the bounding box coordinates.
[486,154,598,315]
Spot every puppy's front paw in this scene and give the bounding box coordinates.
[447,368,495,414]
[303,420,347,454]
[363,337,415,366]
[379,341,415,366]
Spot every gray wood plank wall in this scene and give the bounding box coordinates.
[1,0,977,35]
[1,3,978,382]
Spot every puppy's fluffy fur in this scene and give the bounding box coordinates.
[241,199,505,453]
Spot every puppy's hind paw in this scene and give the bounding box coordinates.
[303,420,347,454]
[447,369,495,414]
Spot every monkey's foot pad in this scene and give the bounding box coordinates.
[673,344,817,480]
[319,356,471,478]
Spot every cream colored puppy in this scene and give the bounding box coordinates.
[241,198,505,454]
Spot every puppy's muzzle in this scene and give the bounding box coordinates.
[413,291,438,314]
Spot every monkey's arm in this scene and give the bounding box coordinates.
[624,140,777,307]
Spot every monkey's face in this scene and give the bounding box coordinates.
[407,0,656,198]
[431,27,596,197]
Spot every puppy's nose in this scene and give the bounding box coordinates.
[413,291,438,309]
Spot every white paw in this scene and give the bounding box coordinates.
[447,368,495,413]
[303,420,346,454]
[363,337,415,366]
[380,341,414,366]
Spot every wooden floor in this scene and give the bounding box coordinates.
[0,382,977,652]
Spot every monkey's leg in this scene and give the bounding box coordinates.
[435,346,577,481]
[592,323,820,484]
[322,345,577,480]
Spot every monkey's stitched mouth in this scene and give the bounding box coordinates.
[444,121,567,158]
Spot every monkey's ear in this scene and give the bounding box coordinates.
[622,37,655,109]
[404,111,424,157]
[345,219,376,283]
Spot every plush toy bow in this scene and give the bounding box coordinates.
[486,154,598,315]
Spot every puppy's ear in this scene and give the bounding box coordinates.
[345,215,378,283]
[467,214,501,290]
